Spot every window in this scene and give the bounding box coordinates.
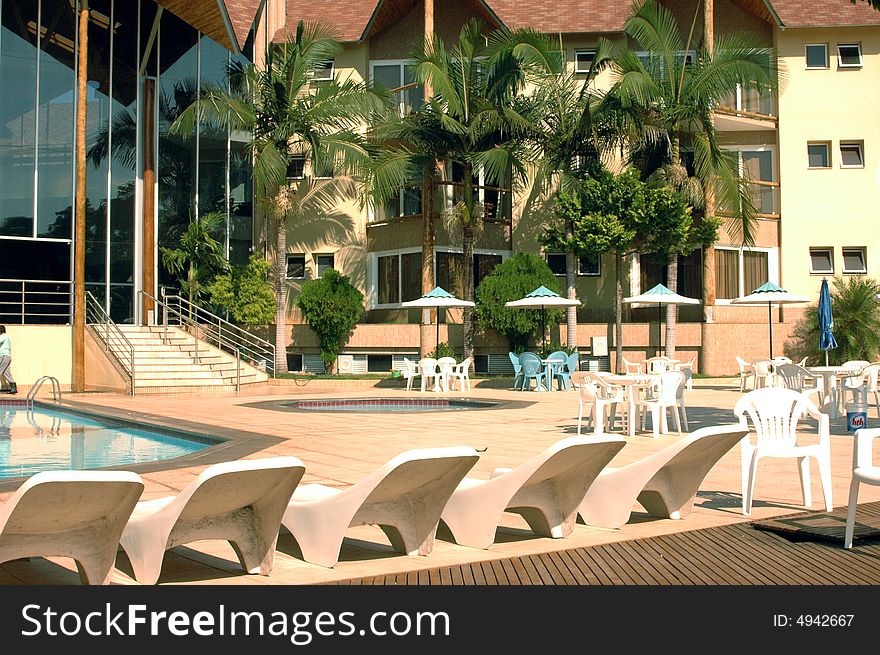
[370,61,423,116]
[574,49,597,74]
[447,161,512,220]
[842,247,867,274]
[837,43,863,68]
[436,250,506,297]
[640,250,702,299]
[809,248,834,274]
[715,247,773,300]
[309,60,335,81]
[315,254,335,277]
[376,251,420,305]
[546,253,601,276]
[383,183,422,219]
[807,142,831,169]
[805,44,828,69]
[286,254,305,279]
[286,155,305,180]
[840,141,864,168]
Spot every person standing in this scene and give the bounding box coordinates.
[0,325,16,394]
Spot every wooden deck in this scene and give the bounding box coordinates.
[327,501,880,585]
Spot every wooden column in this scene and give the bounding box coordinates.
[420,0,436,356]
[702,0,716,324]
[72,0,89,393]
[142,78,156,324]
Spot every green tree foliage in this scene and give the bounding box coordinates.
[474,253,562,352]
[159,212,228,306]
[296,269,365,373]
[208,255,275,325]
[429,342,457,359]
[787,276,880,366]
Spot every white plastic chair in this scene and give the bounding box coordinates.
[736,356,755,391]
[646,356,674,375]
[636,370,687,438]
[844,427,880,548]
[840,362,880,411]
[577,372,625,435]
[0,470,144,585]
[119,457,306,585]
[578,424,749,529]
[447,356,473,391]
[752,359,774,389]
[282,447,479,568]
[439,435,625,549]
[774,363,823,408]
[734,387,833,516]
[677,356,697,391]
[419,357,443,392]
[622,357,643,375]
[401,358,421,391]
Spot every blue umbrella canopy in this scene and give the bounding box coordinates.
[505,286,581,350]
[818,278,838,364]
[624,284,700,353]
[731,281,809,359]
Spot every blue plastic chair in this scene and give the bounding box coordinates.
[547,350,571,391]
[554,352,579,391]
[519,352,545,391]
[508,352,523,389]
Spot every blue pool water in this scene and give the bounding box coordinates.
[0,406,212,479]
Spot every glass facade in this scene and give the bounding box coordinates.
[0,0,254,324]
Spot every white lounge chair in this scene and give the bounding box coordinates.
[0,470,144,585]
[577,424,749,529]
[439,435,626,549]
[734,387,832,516]
[281,446,480,568]
[119,456,306,585]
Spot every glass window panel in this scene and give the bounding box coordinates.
[316,253,334,277]
[715,249,739,300]
[109,283,133,323]
[743,251,768,293]
[639,254,666,291]
[838,44,862,67]
[742,150,774,215]
[0,238,71,280]
[286,254,304,279]
[402,184,421,216]
[809,248,834,273]
[805,44,828,68]
[677,250,702,298]
[37,0,78,238]
[546,253,566,276]
[0,0,38,236]
[575,50,596,73]
[198,36,229,217]
[808,143,829,168]
[372,64,401,92]
[436,251,464,298]
[157,11,198,288]
[474,254,501,290]
[400,252,421,302]
[403,64,422,114]
[377,254,399,304]
[840,143,864,168]
[578,253,600,276]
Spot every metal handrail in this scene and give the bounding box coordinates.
[139,291,275,377]
[0,279,73,324]
[26,375,62,410]
[85,292,136,395]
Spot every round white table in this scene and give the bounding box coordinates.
[605,374,659,436]
[807,366,866,418]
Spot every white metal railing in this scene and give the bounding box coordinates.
[26,375,62,410]
[0,279,72,324]
[139,291,275,378]
[86,291,136,395]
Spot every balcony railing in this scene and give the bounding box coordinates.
[0,279,72,324]
[716,83,776,121]
[718,180,780,219]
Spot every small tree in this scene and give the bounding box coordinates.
[296,268,364,373]
[787,276,880,365]
[160,212,228,306]
[208,255,275,325]
[474,252,562,352]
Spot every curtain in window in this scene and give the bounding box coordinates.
[377,255,399,304]
[743,251,769,293]
[401,252,421,302]
[437,251,465,298]
[715,249,739,299]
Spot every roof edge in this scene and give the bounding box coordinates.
[359,0,385,43]
[761,0,784,28]
[216,0,242,54]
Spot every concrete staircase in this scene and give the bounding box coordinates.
[113,325,269,394]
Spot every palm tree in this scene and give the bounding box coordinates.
[490,28,620,349]
[603,0,777,356]
[172,21,389,374]
[403,18,531,360]
[160,211,228,307]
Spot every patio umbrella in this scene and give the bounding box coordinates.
[731,281,809,359]
[623,284,700,353]
[505,285,581,351]
[401,286,475,350]
[818,277,838,366]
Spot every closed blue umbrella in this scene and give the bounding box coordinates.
[818,278,838,365]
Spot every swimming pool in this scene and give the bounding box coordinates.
[0,405,213,479]
[281,398,501,412]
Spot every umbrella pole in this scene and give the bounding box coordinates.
[768,301,773,359]
[541,306,546,352]
[436,312,440,353]
[658,302,662,356]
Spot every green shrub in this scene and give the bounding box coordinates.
[208,255,275,325]
[296,269,364,373]
[429,342,457,359]
[539,342,578,359]
[474,252,562,352]
[786,276,880,365]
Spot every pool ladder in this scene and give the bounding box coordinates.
[26,376,62,410]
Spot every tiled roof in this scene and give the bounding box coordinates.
[487,0,631,33]
[277,0,381,42]
[157,0,262,51]
[225,0,263,48]
[766,0,880,28]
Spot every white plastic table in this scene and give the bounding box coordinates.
[806,366,865,418]
[605,374,659,436]
[540,358,567,392]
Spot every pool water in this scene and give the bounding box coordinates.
[0,406,211,479]
[288,398,499,412]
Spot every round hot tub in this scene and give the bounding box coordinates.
[285,398,500,412]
